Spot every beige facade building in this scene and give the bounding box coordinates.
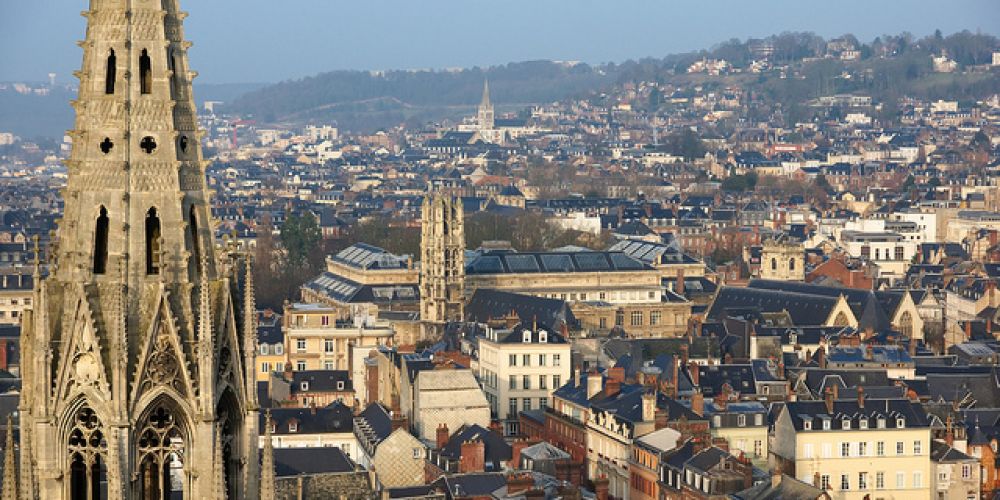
[759,238,805,281]
[0,273,32,325]
[400,360,490,442]
[771,398,932,500]
[477,325,572,435]
[16,1,260,498]
[283,303,394,372]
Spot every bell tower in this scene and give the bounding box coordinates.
[17,1,260,499]
[419,194,466,339]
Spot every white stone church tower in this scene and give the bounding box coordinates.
[419,195,465,339]
[16,1,260,498]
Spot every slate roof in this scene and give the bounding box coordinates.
[466,250,649,275]
[707,287,839,326]
[465,289,577,329]
[330,243,412,271]
[747,279,899,331]
[355,402,393,442]
[290,370,353,394]
[781,399,929,431]
[263,402,355,435]
[440,425,511,470]
[303,272,419,304]
[732,475,826,500]
[273,447,356,477]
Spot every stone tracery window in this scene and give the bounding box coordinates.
[140,49,152,95]
[68,405,108,500]
[105,49,117,95]
[137,405,185,500]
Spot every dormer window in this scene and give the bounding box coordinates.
[260,345,269,356]
[275,344,284,355]
[896,418,905,428]
[789,334,798,345]
[539,330,548,343]
[300,382,309,392]
[523,330,532,343]
[337,381,345,391]
[842,418,851,430]
[804,420,812,431]
[288,421,298,433]
[737,414,746,427]
[822,419,831,431]
[877,417,886,429]
[859,419,869,429]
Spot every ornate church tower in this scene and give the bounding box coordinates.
[477,80,495,131]
[419,194,465,338]
[17,1,259,499]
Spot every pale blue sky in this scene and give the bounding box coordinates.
[1,1,997,84]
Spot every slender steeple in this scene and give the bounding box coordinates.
[261,412,276,500]
[19,1,260,498]
[1,416,16,500]
[478,79,495,131]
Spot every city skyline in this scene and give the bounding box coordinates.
[0,0,997,84]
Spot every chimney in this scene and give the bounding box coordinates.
[390,412,408,433]
[824,388,834,414]
[654,408,669,430]
[691,390,705,417]
[817,347,827,369]
[436,423,450,450]
[688,361,700,386]
[832,383,839,401]
[511,440,533,469]
[283,362,293,379]
[642,392,656,422]
[676,269,686,295]
[680,344,690,366]
[909,338,917,357]
[594,476,610,500]
[777,362,785,380]
[671,356,680,398]
[965,320,973,340]
[608,366,625,383]
[459,439,486,473]
[574,367,581,388]
[586,370,603,399]
[857,386,865,409]
[864,344,874,361]
[604,378,621,398]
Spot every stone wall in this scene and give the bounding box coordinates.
[274,472,373,500]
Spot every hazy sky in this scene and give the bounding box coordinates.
[1,1,998,84]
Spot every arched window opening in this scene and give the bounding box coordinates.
[900,312,914,338]
[140,49,152,95]
[189,205,201,276]
[770,258,777,271]
[67,405,108,500]
[789,258,796,271]
[179,135,189,154]
[834,312,850,327]
[138,405,186,500]
[105,49,117,95]
[93,207,109,275]
[218,392,243,500]
[140,136,158,155]
[146,208,162,275]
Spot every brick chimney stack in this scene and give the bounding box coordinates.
[436,423,450,450]
[459,439,485,473]
[691,390,705,417]
[824,387,835,414]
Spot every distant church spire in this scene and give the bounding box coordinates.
[478,79,495,131]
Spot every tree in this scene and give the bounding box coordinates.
[281,213,322,270]
[667,129,707,162]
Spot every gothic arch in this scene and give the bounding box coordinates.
[217,389,244,500]
[188,205,201,277]
[146,208,162,275]
[789,258,796,271]
[60,398,110,500]
[105,49,117,95]
[134,395,193,500]
[899,311,914,338]
[770,258,777,271]
[93,206,109,275]
[139,49,152,95]
[833,311,850,327]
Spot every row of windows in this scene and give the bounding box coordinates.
[508,353,561,367]
[859,246,907,261]
[508,374,562,391]
[0,298,29,306]
[802,416,905,430]
[92,206,203,279]
[259,344,285,355]
[507,397,548,416]
[820,471,922,491]
[803,440,922,458]
[537,291,658,302]
[711,414,763,427]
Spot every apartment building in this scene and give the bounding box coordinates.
[771,395,932,500]
[284,303,394,372]
[477,323,572,436]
